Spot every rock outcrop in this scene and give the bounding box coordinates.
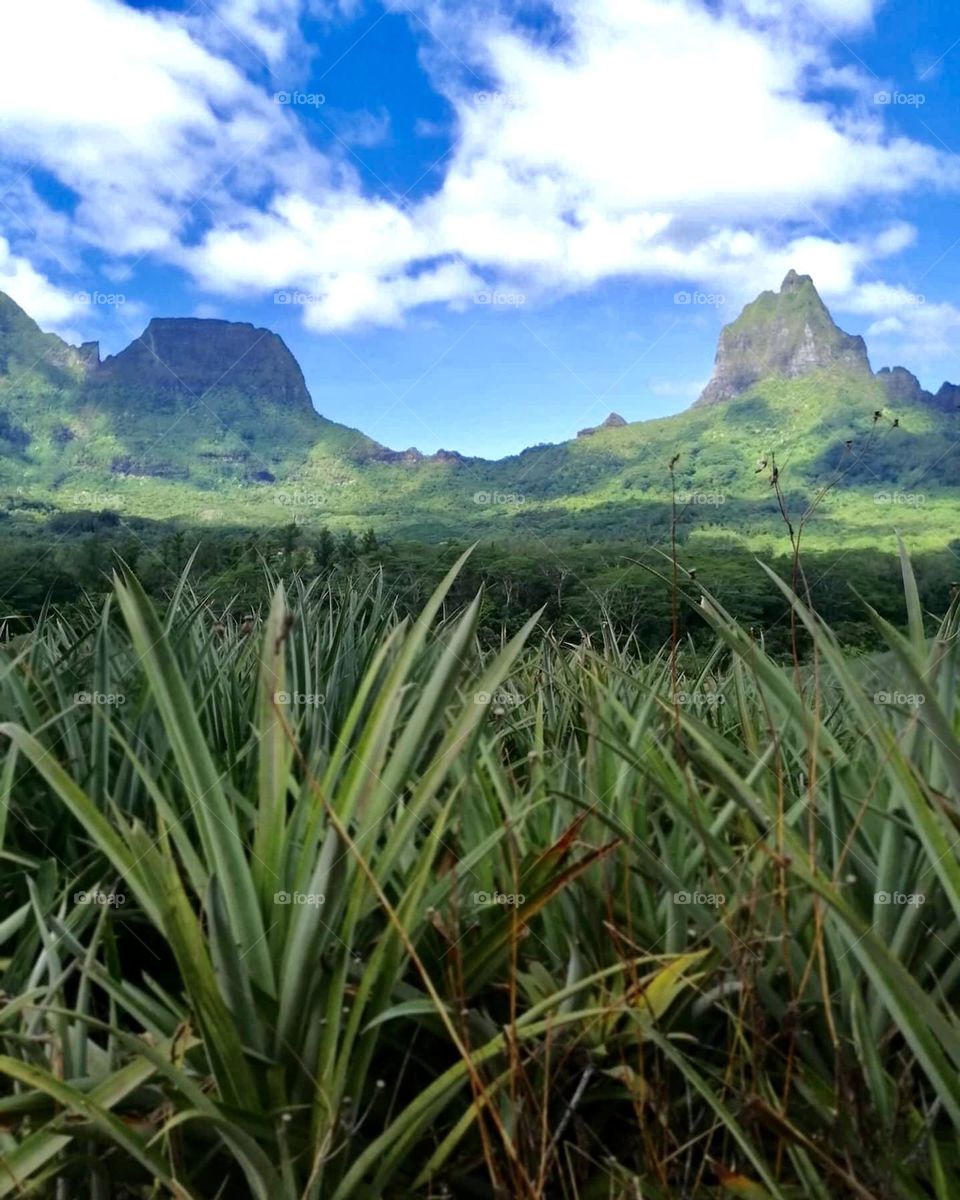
[876,366,960,412]
[933,382,960,412]
[577,412,627,438]
[694,270,872,407]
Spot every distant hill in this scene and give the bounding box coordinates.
[0,275,957,551]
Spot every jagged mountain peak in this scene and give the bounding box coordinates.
[780,268,814,293]
[694,271,872,408]
[877,364,960,412]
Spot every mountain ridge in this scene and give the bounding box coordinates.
[0,277,958,552]
[6,273,955,465]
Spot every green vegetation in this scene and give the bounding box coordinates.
[0,286,956,553]
[2,548,960,1196]
[1,507,956,657]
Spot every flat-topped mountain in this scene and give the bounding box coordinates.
[96,318,313,411]
[695,270,872,407]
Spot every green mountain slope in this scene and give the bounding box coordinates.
[0,276,956,550]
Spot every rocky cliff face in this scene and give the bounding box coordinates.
[876,366,960,413]
[933,382,960,412]
[96,318,313,410]
[876,365,924,404]
[694,270,872,407]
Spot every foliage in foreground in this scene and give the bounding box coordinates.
[1,548,960,1198]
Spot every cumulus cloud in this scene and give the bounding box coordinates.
[0,0,955,354]
[0,0,343,260]
[0,237,87,327]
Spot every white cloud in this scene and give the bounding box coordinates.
[0,0,953,350]
[302,260,484,330]
[0,0,334,258]
[853,288,960,360]
[203,0,304,67]
[0,237,86,327]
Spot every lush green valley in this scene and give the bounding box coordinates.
[3,270,960,1198]
[0,274,957,558]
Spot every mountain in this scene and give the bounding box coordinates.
[695,270,872,407]
[875,365,960,413]
[0,275,957,551]
[95,318,314,411]
[0,292,97,381]
[577,412,627,438]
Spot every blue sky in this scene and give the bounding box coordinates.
[1,0,959,458]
